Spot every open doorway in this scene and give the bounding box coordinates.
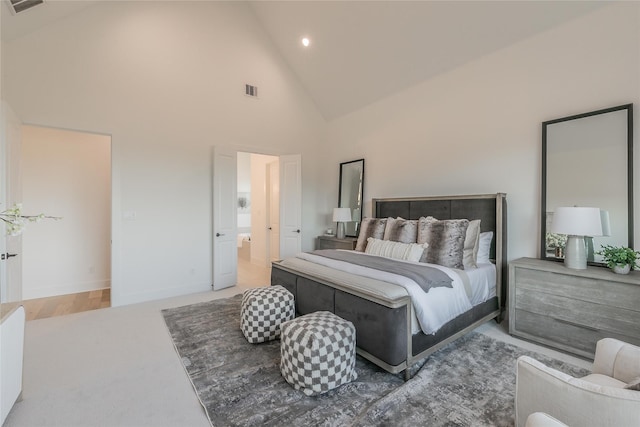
[20,125,111,320]
[236,152,278,287]
[213,148,300,290]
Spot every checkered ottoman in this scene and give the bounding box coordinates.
[240,286,295,344]
[280,311,357,396]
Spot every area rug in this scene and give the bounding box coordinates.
[162,295,588,427]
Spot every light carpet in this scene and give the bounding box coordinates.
[162,295,588,427]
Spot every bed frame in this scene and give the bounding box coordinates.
[271,193,507,380]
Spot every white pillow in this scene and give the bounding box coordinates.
[463,219,481,269]
[477,231,494,264]
[365,237,427,262]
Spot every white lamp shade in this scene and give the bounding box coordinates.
[550,207,603,236]
[333,207,352,222]
[600,210,611,237]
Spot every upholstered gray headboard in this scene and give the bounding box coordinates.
[372,193,507,310]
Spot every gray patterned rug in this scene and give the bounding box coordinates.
[162,295,588,427]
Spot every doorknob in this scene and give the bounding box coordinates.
[216,233,225,237]
[1,253,18,260]
[295,229,301,233]
[268,227,272,230]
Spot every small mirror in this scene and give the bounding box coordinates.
[339,159,364,237]
[542,104,633,265]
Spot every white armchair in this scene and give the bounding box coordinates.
[525,413,567,427]
[516,338,640,427]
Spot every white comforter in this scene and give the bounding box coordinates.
[295,251,473,335]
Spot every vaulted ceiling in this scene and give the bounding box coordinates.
[2,1,607,121]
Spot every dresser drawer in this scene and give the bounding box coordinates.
[513,267,639,312]
[513,309,604,356]
[514,285,640,338]
[316,236,357,250]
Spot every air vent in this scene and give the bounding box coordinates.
[245,84,258,98]
[9,0,45,14]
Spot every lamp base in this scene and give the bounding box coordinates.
[336,223,345,239]
[564,235,587,269]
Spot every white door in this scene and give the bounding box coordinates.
[267,160,280,262]
[279,155,302,259]
[0,102,22,303]
[212,146,237,290]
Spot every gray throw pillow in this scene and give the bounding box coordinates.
[383,218,418,243]
[417,217,469,269]
[355,218,388,252]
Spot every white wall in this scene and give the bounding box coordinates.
[2,1,325,305]
[5,2,639,306]
[21,126,111,299]
[323,3,640,262]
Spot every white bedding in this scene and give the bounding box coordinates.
[461,262,496,306]
[295,251,496,335]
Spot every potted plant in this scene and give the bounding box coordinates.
[596,244,640,274]
[546,233,567,258]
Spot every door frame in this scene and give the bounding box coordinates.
[212,146,301,287]
[19,124,113,304]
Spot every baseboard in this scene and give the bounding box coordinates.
[23,279,111,300]
[111,282,212,307]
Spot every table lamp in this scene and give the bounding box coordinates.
[551,206,604,269]
[333,207,352,239]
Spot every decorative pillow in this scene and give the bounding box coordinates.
[382,217,418,243]
[365,237,426,262]
[625,376,640,391]
[355,218,388,252]
[422,216,480,269]
[464,219,481,269]
[417,217,469,269]
[477,231,494,264]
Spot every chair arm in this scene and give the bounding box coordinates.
[516,355,640,427]
[525,412,567,427]
[593,338,640,383]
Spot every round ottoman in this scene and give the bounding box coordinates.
[280,311,357,396]
[240,285,295,344]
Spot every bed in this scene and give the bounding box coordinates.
[271,193,507,379]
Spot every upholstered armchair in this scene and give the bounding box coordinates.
[516,338,640,427]
[524,412,567,427]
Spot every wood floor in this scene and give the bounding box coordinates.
[23,288,111,321]
[237,256,271,289]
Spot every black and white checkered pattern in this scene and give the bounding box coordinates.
[240,286,295,344]
[280,311,357,396]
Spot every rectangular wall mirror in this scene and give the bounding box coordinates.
[542,104,634,265]
[339,159,364,237]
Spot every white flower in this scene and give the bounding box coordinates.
[1,203,60,236]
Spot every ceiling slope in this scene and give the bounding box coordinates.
[250,1,607,121]
[2,1,607,121]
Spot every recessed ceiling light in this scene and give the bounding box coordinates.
[301,37,310,47]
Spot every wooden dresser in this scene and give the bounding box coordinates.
[508,257,640,359]
[316,235,357,250]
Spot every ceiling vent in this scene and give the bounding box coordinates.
[245,84,258,98]
[9,0,45,15]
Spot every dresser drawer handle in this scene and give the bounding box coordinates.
[553,317,599,332]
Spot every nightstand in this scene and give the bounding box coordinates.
[316,235,357,250]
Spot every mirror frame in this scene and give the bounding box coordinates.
[541,103,634,265]
[338,159,365,237]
